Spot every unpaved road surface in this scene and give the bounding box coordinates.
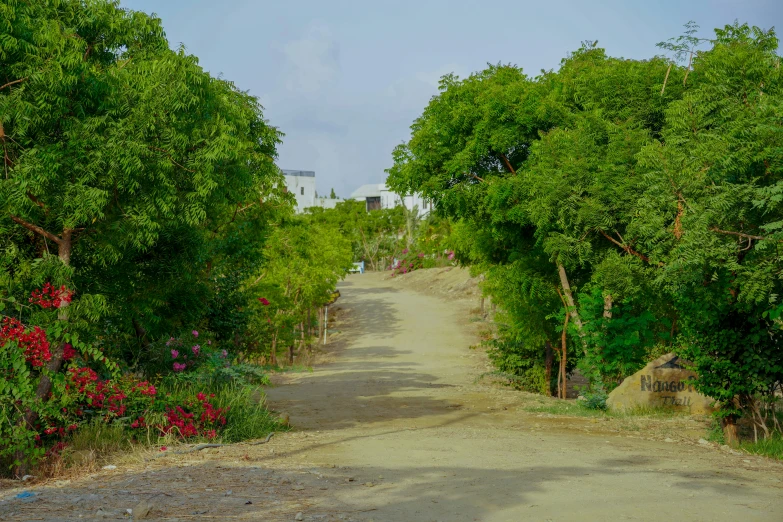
[2,272,783,521]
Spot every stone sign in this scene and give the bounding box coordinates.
[606,353,715,414]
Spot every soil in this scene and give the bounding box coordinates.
[2,269,782,521]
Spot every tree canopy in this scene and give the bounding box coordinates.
[388,22,783,436]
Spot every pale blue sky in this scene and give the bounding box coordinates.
[122,0,781,198]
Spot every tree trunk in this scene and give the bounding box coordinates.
[603,293,613,319]
[722,416,739,446]
[560,310,569,399]
[270,332,278,366]
[544,341,554,396]
[15,229,72,477]
[299,321,305,352]
[317,307,324,343]
[287,343,294,364]
[557,264,584,333]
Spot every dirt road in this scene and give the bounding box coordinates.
[264,272,783,521]
[3,271,782,521]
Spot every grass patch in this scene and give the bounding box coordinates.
[157,380,286,443]
[523,398,693,419]
[524,400,606,418]
[740,434,783,460]
[30,379,285,479]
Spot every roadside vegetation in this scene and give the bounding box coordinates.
[0,1,352,478]
[387,22,783,452]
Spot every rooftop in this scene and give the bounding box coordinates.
[350,183,386,199]
[282,169,315,177]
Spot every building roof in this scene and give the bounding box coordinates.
[282,169,315,177]
[350,183,386,199]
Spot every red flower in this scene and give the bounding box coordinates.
[29,282,73,309]
[258,297,270,306]
[0,317,51,367]
[63,343,77,361]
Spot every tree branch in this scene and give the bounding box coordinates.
[710,227,783,243]
[598,229,660,265]
[661,63,673,95]
[499,153,516,175]
[0,78,27,90]
[148,146,195,173]
[9,214,62,244]
[27,192,46,211]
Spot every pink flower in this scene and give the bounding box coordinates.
[258,297,270,306]
[207,340,211,345]
[173,362,186,372]
[192,344,200,356]
[197,392,207,401]
[171,349,179,359]
[192,330,199,338]
[448,251,455,260]
[160,446,168,452]
[221,350,228,358]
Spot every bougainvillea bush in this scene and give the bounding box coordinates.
[0,285,278,474]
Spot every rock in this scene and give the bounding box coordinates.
[292,485,305,491]
[133,500,153,520]
[21,475,35,481]
[68,449,96,466]
[102,465,117,470]
[363,482,375,487]
[606,353,716,414]
[295,512,304,521]
[698,438,710,445]
[664,438,675,443]
[225,490,233,496]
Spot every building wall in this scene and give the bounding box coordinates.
[312,197,344,210]
[379,187,431,217]
[282,170,316,213]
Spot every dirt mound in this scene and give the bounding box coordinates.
[384,266,481,301]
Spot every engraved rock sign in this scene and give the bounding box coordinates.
[606,353,715,414]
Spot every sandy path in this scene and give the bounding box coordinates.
[3,271,782,521]
[265,273,783,521]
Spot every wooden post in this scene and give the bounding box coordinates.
[545,341,554,396]
[323,306,328,345]
[317,307,324,343]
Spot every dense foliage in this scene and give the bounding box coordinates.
[0,0,351,475]
[388,23,783,440]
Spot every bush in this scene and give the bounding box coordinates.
[579,388,609,411]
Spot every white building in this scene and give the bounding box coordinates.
[350,183,432,216]
[282,170,316,213]
[311,196,345,210]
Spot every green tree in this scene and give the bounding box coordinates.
[0,0,283,471]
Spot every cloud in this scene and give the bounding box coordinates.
[280,24,339,95]
[385,63,465,115]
